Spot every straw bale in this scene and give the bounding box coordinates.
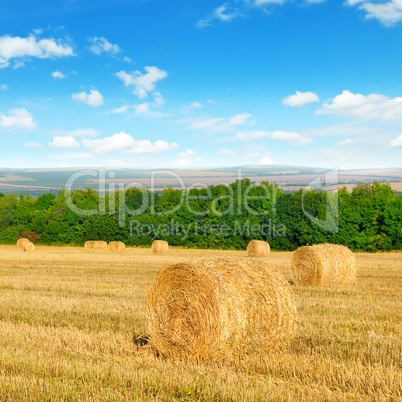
[247,240,270,257]
[151,240,169,254]
[108,241,126,251]
[17,238,30,248]
[291,243,357,286]
[84,240,108,249]
[23,242,35,252]
[147,257,297,361]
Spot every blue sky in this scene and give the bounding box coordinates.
[0,0,402,169]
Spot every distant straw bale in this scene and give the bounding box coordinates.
[291,243,357,286]
[23,242,35,252]
[84,241,108,249]
[17,238,30,248]
[108,241,126,251]
[151,240,169,254]
[247,240,270,257]
[147,257,297,361]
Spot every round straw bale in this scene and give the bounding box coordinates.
[147,257,297,361]
[108,241,126,251]
[291,243,357,286]
[84,240,108,249]
[151,240,169,254]
[23,242,35,252]
[247,240,270,257]
[17,238,30,248]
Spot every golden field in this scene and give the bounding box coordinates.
[0,245,400,401]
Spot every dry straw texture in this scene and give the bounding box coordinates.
[247,240,270,257]
[17,238,30,248]
[108,241,126,251]
[291,243,357,286]
[23,242,35,252]
[147,257,297,361]
[151,240,169,254]
[84,241,108,249]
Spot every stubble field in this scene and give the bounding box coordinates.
[0,246,400,401]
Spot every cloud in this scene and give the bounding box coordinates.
[52,70,65,79]
[174,149,199,167]
[133,93,169,118]
[346,0,402,26]
[49,128,99,137]
[188,113,253,133]
[233,130,313,146]
[260,155,274,165]
[197,4,242,27]
[337,138,355,146]
[23,142,43,149]
[318,90,402,122]
[48,135,80,149]
[82,131,178,154]
[190,102,203,109]
[0,108,36,130]
[0,84,7,90]
[116,66,168,99]
[107,105,129,114]
[72,89,104,107]
[88,37,121,55]
[390,133,402,147]
[218,148,236,156]
[0,34,74,69]
[283,91,319,107]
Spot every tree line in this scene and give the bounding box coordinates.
[0,180,400,252]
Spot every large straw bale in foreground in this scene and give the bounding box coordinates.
[23,242,35,252]
[17,238,30,248]
[147,257,297,361]
[151,240,168,254]
[84,241,108,249]
[108,241,126,251]
[291,243,357,286]
[247,240,270,257]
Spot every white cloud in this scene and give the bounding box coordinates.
[0,108,36,130]
[337,138,355,146]
[390,133,402,147]
[283,91,319,107]
[218,148,236,156]
[0,34,74,69]
[255,0,287,5]
[191,102,203,109]
[233,130,313,146]
[50,128,99,138]
[318,90,402,122]
[107,105,129,114]
[48,135,80,149]
[177,149,197,159]
[260,156,274,165]
[198,4,242,27]
[174,149,199,167]
[23,142,43,149]
[82,131,178,154]
[116,66,168,99]
[88,37,121,55]
[188,113,253,133]
[72,89,104,107]
[0,84,7,90]
[52,70,65,79]
[347,0,402,26]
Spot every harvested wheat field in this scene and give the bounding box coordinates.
[0,245,400,401]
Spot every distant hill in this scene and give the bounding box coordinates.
[0,166,401,196]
